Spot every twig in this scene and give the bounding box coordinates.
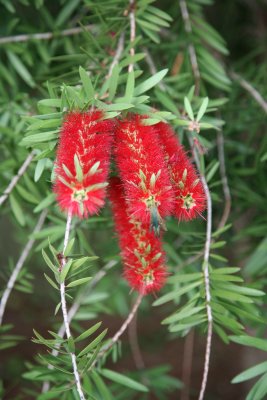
[190,143,213,400]
[90,293,143,369]
[128,306,145,370]
[0,25,95,45]
[179,0,201,95]
[230,72,267,114]
[59,210,85,400]
[107,32,125,78]
[217,130,231,230]
[0,210,47,326]
[0,151,35,207]
[128,0,136,73]
[181,329,195,400]
[198,175,213,400]
[42,259,117,393]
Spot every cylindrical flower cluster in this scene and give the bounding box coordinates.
[109,177,167,295]
[54,111,114,218]
[114,114,175,235]
[156,122,206,221]
[53,110,206,295]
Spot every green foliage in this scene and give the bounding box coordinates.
[0,0,267,399]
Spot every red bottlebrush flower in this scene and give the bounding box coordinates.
[156,122,206,221]
[114,114,175,235]
[109,177,167,295]
[53,110,114,218]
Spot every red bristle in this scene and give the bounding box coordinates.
[156,122,206,221]
[114,114,175,234]
[109,177,167,295]
[53,111,114,218]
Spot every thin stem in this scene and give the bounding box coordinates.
[191,145,213,400]
[230,72,267,114]
[107,32,125,78]
[0,25,95,45]
[199,321,212,400]
[179,0,200,95]
[198,175,213,400]
[128,0,136,73]
[0,210,47,326]
[0,151,35,207]
[42,259,117,394]
[90,293,143,370]
[217,130,231,230]
[59,210,85,400]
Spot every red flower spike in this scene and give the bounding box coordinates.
[54,111,114,218]
[156,122,206,221]
[109,177,167,295]
[114,114,175,235]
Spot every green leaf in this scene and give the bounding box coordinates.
[134,69,168,95]
[99,369,148,392]
[246,372,267,400]
[214,289,253,303]
[42,249,58,275]
[212,223,232,238]
[102,103,134,112]
[82,344,102,372]
[10,193,25,226]
[44,273,58,290]
[55,0,80,27]
[140,25,160,43]
[67,336,75,353]
[155,89,179,115]
[230,336,267,352]
[162,305,205,325]
[78,329,107,357]
[169,316,207,332]
[212,267,240,275]
[143,12,170,28]
[108,64,120,101]
[16,184,38,204]
[146,5,173,21]
[153,281,202,306]
[125,70,135,102]
[21,131,58,146]
[196,97,209,122]
[245,237,267,276]
[213,313,244,333]
[38,99,62,109]
[75,322,102,343]
[60,259,72,283]
[79,66,94,100]
[168,272,202,284]
[214,282,264,297]
[64,238,75,257]
[72,256,97,270]
[206,161,219,182]
[34,159,46,182]
[184,97,194,120]
[7,51,35,88]
[34,193,55,213]
[91,371,112,400]
[74,154,84,182]
[232,361,267,383]
[67,277,92,288]
[137,18,160,32]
